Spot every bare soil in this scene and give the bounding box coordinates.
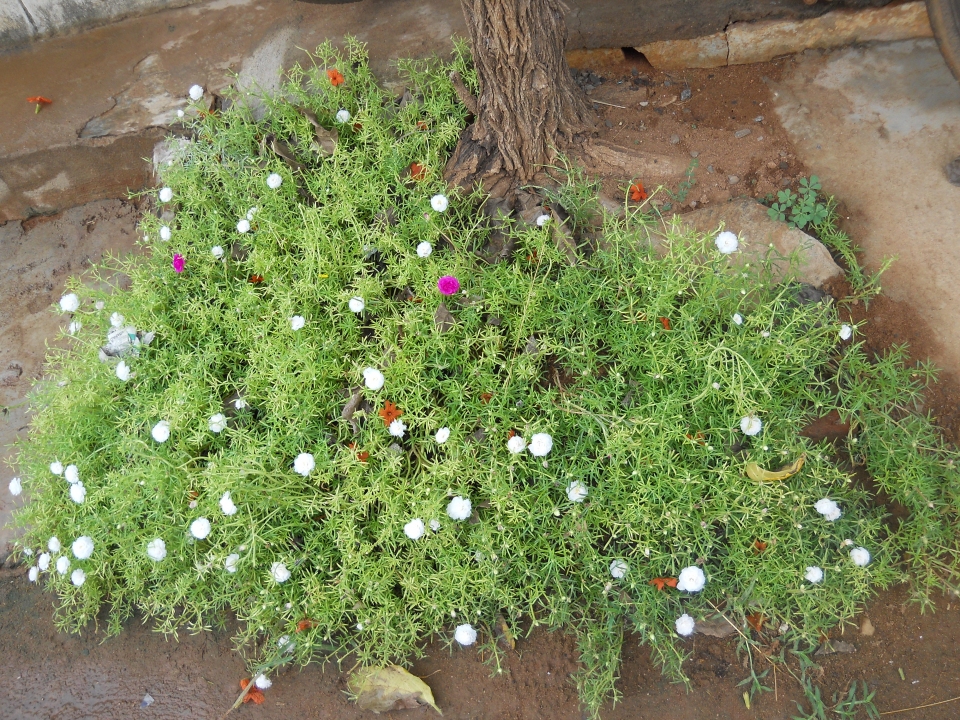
[3,52,960,720]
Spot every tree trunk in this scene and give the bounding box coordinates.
[445,0,594,198]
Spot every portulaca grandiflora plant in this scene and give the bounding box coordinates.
[10,39,960,716]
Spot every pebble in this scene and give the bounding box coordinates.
[780,177,793,187]
[690,151,700,158]
[754,116,764,123]
[728,175,740,185]
[946,156,960,186]
[604,119,613,128]
[680,87,692,101]
[707,165,715,173]
[670,134,680,145]
[735,129,752,138]
[779,161,789,170]
[766,161,777,170]
[860,617,876,636]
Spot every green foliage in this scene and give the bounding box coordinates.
[10,40,960,718]
[768,176,829,230]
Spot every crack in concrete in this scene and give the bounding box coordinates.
[16,0,38,34]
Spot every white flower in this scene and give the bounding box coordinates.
[566,480,588,503]
[609,559,628,579]
[430,194,449,212]
[389,419,407,438]
[110,312,125,328]
[69,320,82,335]
[805,566,824,584]
[224,553,240,573]
[841,538,854,547]
[159,225,171,241]
[416,241,433,258]
[435,427,450,444]
[348,296,365,313]
[404,518,426,540]
[429,519,441,532]
[447,496,472,521]
[840,324,853,341]
[712,382,721,390]
[28,566,39,583]
[72,536,94,560]
[271,561,291,583]
[152,420,171,443]
[715,230,739,254]
[814,498,842,522]
[507,436,527,454]
[95,301,105,311]
[266,173,283,189]
[188,84,204,100]
[733,313,744,325]
[189,517,211,540]
[38,553,51,571]
[64,464,79,484]
[177,109,185,118]
[335,109,351,123]
[740,415,762,436]
[363,367,385,391]
[454,623,477,646]
[850,547,871,567]
[59,293,80,313]
[8,477,21,496]
[290,315,306,331]
[528,433,553,457]
[116,361,131,381]
[50,461,64,476]
[236,219,250,234]
[48,537,61,553]
[246,207,258,221]
[211,245,224,259]
[219,491,237,516]
[209,413,227,433]
[254,674,272,690]
[22,548,33,556]
[71,568,86,587]
[56,556,70,574]
[147,538,167,562]
[677,565,706,592]
[536,214,551,227]
[69,482,86,504]
[293,452,315,476]
[159,187,173,203]
[675,614,696,637]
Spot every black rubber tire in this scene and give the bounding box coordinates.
[928,0,960,82]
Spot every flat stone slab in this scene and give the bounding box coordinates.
[674,197,844,289]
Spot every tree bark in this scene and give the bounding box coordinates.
[445,0,594,197]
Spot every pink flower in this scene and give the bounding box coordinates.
[172,254,185,273]
[438,275,460,295]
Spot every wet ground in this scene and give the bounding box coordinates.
[3,1,960,717]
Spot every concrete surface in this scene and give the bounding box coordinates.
[771,38,960,373]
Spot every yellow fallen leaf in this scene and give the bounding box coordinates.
[746,453,805,482]
[347,665,442,715]
[494,614,515,651]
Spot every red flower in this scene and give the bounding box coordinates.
[753,540,768,553]
[659,316,671,331]
[296,618,317,632]
[648,577,678,592]
[353,123,363,131]
[416,121,429,130]
[480,392,493,404]
[239,679,265,704]
[327,69,345,86]
[378,401,402,426]
[248,274,264,284]
[630,182,647,202]
[409,162,426,181]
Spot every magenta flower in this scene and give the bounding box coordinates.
[172,253,185,273]
[437,275,460,295]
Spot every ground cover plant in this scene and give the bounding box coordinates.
[8,40,960,716]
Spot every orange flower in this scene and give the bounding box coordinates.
[378,401,402,426]
[747,612,766,634]
[416,121,429,130]
[507,429,516,439]
[630,182,647,202]
[480,392,493,404]
[27,96,53,114]
[239,679,265,704]
[648,577,678,592]
[248,274,264,284]
[659,316,671,331]
[685,431,705,445]
[409,162,426,181]
[753,539,768,553]
[357,450,369,462]
[296,618,317,632]
[327,69,345,86]
[353,122,363,132]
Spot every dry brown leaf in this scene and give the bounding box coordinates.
[495,614,516,651]
[746,454,806,482]
[694,616,737,638]
[347,665,442,715]
[434,303,455,333]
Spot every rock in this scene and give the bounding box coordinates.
[860,617,876,636]
[680,87,692,101]
[694,616,737,638]
[735,128,752,138]
[728,175,740,185]
[707,165,715,173]
[604,119,613,128]
[674,196,844,289]
[670,134,681,144]
[946,156,960,187]
[637,31,729,70]
[690,151,700,158]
